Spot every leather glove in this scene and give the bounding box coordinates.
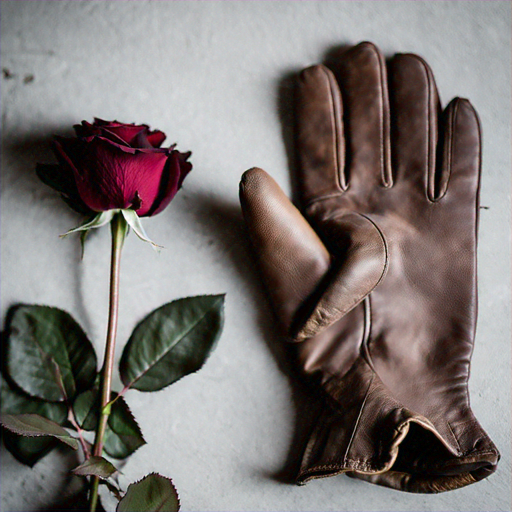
[239,42,499,493]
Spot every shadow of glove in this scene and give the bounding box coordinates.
[239,42,499,493]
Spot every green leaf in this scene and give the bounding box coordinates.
[73,389,99,431]
[1,375,67,421]
[5,305,97,401]
[104,395,145,459]
[119,295,225,392]
[0,414,79,450]
[117,473,180,512]
[1,376,68,465]
[72,456,117,479]
[73,389,145,459]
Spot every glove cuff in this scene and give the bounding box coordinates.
[297,357,499,492]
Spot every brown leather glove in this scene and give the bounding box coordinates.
[239,42,499,493]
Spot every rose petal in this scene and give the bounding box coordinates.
[74,121,96,137]
[36,162,93,216]
[68,134,169,155]
[61,137,171,214]
[146,130,166,148]
[91,136,171,155]
[176,151,192,188]
[131,129,154,149]
[53,137,86,179]
[145,150,192,217]
[76,119,167,149]
[74,121,132,147]
[103,124,148,146]
[92,117,113,127]
[143,154,181,217]
[82,119,147,145]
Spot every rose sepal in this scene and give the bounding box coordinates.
[61,209,161,250]
[61,210,117,237]
[121,209,162,250]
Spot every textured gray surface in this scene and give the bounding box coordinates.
[1,1,511,511]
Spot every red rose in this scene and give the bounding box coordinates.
[37,118,191,218]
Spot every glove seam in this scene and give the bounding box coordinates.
[375,44,392,189]
[342,371,375,466]
[434,98,458,202]
[442,98,456,201]
[324,65,346,192]
[357,213,389,289]
[423,55,438,202]
[446,420,463,455]
[300,438,498,479]
[299,449,498,478]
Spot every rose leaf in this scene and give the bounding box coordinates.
[72,456,118,479]
[0,414,78,450]
[103,395,146,459]
[1,375,68,466]
[119,295,225,392]
[73,388,99,431]
[73,389,145,459]
[5,305,97,402]
[116,473,180,512]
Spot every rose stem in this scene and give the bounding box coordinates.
[89,213,126,512]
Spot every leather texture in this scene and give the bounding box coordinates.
[239,42,499,493]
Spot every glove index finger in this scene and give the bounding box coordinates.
[295,64,346,205]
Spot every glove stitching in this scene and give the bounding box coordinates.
[375,45,392,188]
[407,53,438,202]
[342,371,375,466]
[325,65,346,192]
[435,99,457,202]
[443,101,455,201]
[299,446,498,478]
[358,213,390,288]
[427,58,437,202]
[446,420,463,455]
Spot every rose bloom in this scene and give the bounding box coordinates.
[37,118,192,217]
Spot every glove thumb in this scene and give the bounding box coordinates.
[293,213,388,341]
[239,167,330,333]
[240,168,388,341]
